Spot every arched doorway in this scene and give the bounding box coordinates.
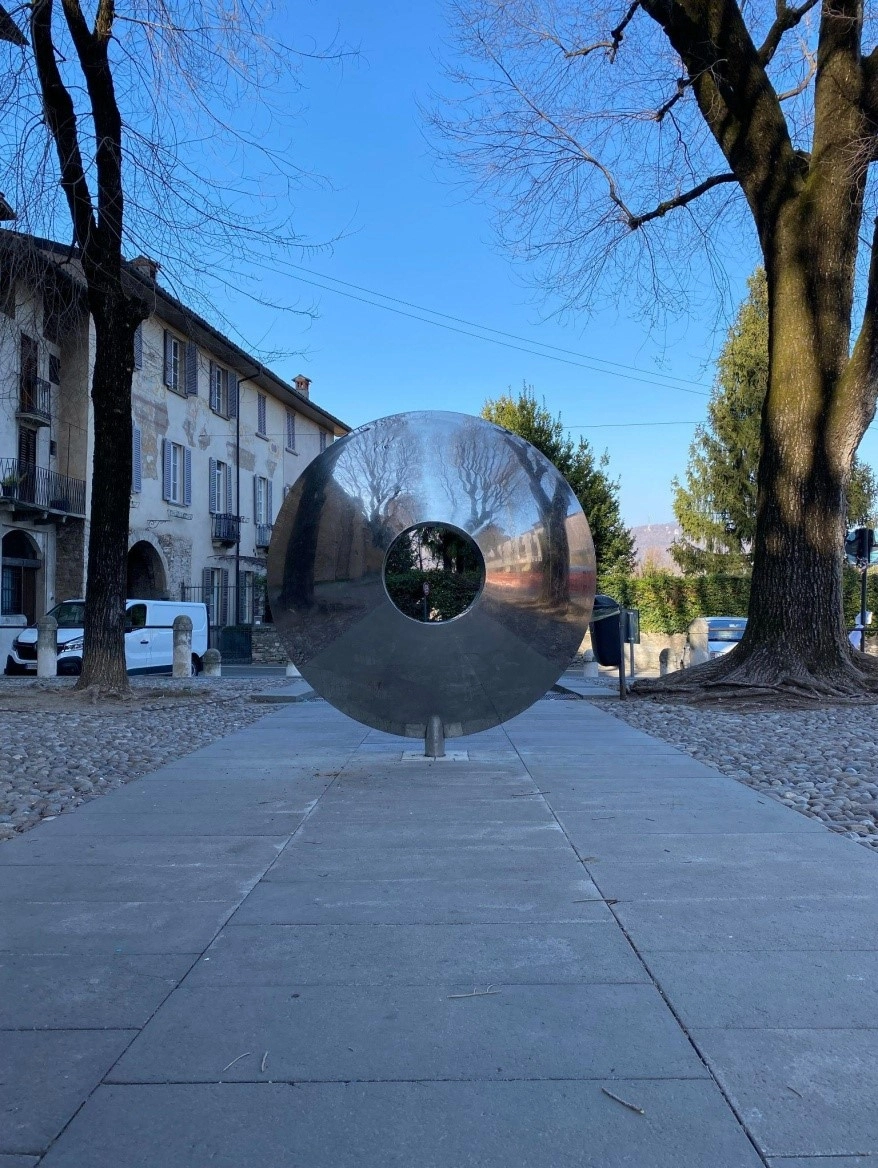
[127,540,168,599]
[1,529,41,623]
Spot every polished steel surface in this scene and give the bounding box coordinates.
[268,410,596,737]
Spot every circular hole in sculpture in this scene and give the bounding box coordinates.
[383,524,485,623]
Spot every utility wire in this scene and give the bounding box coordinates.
[567,420,700,429]
[281,266,712,399]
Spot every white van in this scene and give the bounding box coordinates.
[5,599,208,676]
[684,616,747,667]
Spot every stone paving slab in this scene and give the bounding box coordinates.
[0,1030,134,1157]
[31,808,309,837]
[644,950,878,1028]
[0,863,264,902]
[0,953,195,1028]
[231,875,606,925]
[690,1027,878,1158]
[0,1156,41,1167]
[0,834,287,867]
[108,982,707,1083]
[768,1160,878,1167]
[187,920,644,986]
[37,1081,765,1168]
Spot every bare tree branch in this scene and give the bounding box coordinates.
[628,172,736,229]
[777,43,816,102]
[758,0,820,67]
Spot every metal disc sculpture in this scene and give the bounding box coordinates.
[268,411,596,747]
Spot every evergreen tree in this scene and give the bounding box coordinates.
[482,385,636,577]
[672,270,877,575]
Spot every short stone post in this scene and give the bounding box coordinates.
[659,648,670,677]
[582,649,599,679]
[285,660,301,677]
[37,614,58,678]
[203,647,222,677]
[172,614,193,678]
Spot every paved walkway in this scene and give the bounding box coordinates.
[1,695,877,1166]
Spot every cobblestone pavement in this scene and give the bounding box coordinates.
[605,697,878,850]
[0,676,289,841]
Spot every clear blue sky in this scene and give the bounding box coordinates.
[202,0,878,530]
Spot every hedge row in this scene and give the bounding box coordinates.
[596,567,878,636]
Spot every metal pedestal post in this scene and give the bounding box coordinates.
[425,715,445,758]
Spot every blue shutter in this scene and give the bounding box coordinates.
[258,394,266,435]
[286,410,295,451]
[228,376,238,418]
[185,342,198,395]
[208,457,217,514]
[163,330,173,386]
[267,480,273,525]
[132,424,142,493]
[133,325,143,371]
[208,362,218,412]
[183,447,192,506]
[220,568,230,626]
[225,463,233,517]
[162,439,172,501]
[202,567,213,624]
[253,474,259,523]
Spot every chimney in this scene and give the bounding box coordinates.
[130,255,160,282]
[293,373,311,398]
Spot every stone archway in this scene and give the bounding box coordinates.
[127,539,168,600]
[1,529,42,623]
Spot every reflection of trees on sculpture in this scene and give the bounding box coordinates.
[506,439,570,607]
[384,524,484,621]
[335,420,422,547]
[278,442,347,610]
[443,422,518,533]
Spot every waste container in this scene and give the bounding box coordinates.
[589,594,622,667]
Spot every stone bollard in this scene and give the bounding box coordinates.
[582,649,599,679]
[659,648,670,677]
[172,614,193,678]
[37,614,58,678]
[202,647,222,677]
[285,660,301,677]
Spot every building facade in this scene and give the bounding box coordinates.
[0,234,349,660]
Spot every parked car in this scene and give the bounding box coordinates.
[684,616,747,668]
[4,598,208,676]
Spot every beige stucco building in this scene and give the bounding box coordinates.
[0,233,349,660]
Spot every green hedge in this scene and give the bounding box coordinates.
[596,566,878,636]
[384,568,482,622]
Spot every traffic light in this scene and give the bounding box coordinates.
[845,527,876,564]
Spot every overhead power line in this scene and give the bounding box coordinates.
[281,264,712,400]
[567,420,700,429]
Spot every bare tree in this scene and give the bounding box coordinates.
[439,0,878,697]
[0,1,336,692]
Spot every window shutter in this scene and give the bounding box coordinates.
[163,330,173,386]
[228,376,238,418]
[133,325,143,371]
[257,393,266,435]
[183,447,192,506]
[209,362,218,412]
[185,342,198,395]
[202,567,213,624]
[253,474,259,524]
[162,439,172,501]
[286,411,295,451]
[208,457,217,514]
[132,424,142,493]
[220,568,230,626]
[267,480,273,525]
[225,463,232,516]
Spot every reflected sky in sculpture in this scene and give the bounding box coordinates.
[268,411,596,737]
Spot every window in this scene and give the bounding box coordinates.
[43,292,60,344]
[319,429,328,453]
[0,257,15,318]
[48,354,61,385]
[164,331,198,396]
[202,567,229,626]
[254,475,272,526]
[285,410,296,452]
[162,439,191,505]
[256,392,267,437]
[132,423,142,493]
[239,570,255,624]
[209,457,232,514]
[209,362,230,416]
[126,603,147,630]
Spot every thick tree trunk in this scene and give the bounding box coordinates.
[76,299,139,692]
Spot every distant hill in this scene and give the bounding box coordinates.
[630,522,683,573]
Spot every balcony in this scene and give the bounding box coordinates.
[255,523,273,549]
[211,512,241,545]
[17,375,51,427]
[0,457,86,519]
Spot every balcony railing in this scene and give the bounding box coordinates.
[211,512,241,544]
[17,375,52,426]
[255,523,272,549]
[0,457,86,518]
